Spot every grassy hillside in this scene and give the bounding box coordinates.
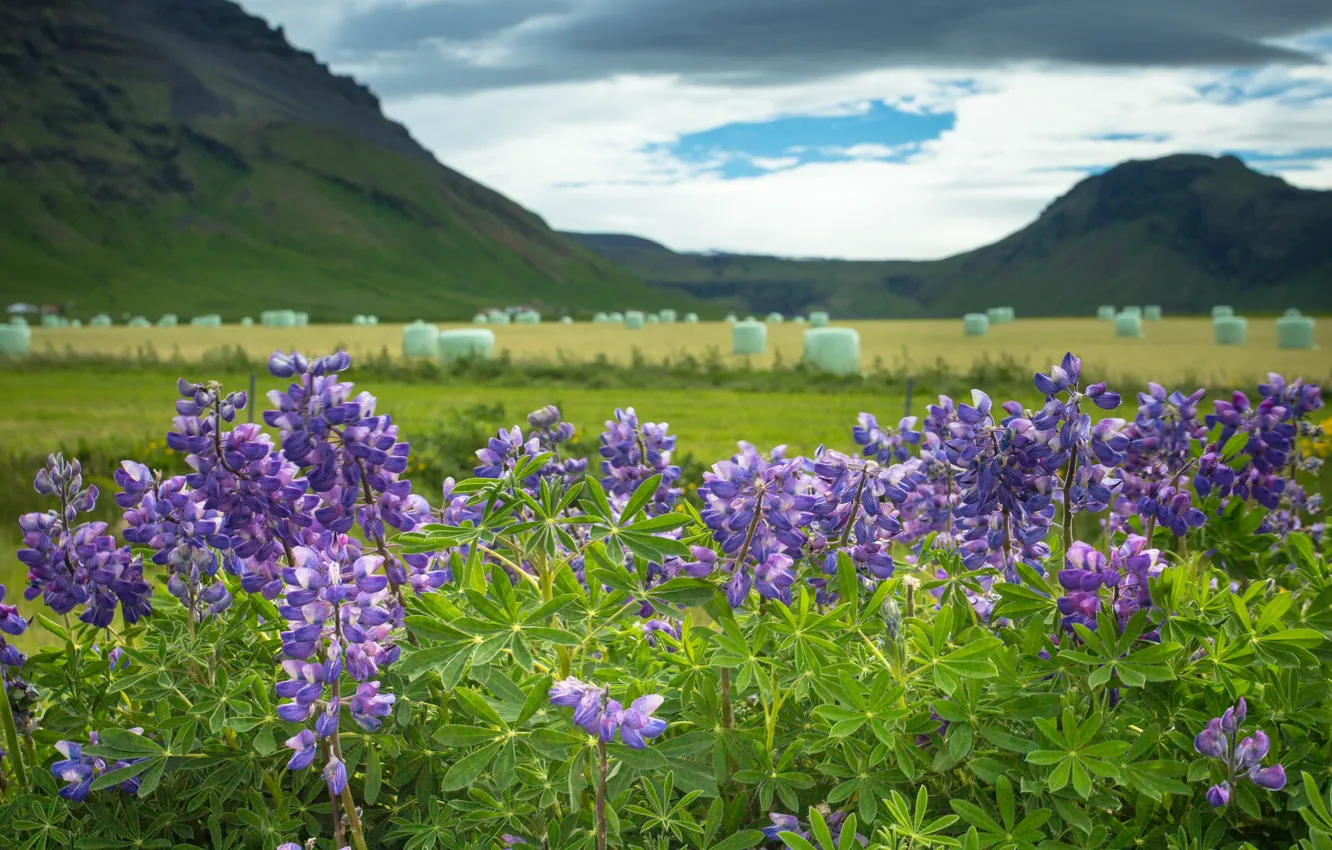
[565,155,1332,318]
[0,0,691,320]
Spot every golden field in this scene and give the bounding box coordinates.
[23,316,1331,386]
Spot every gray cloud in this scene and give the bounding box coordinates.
[321,0,1332,95]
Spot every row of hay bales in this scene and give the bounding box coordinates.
[961,307,1018,335]
[352,315,380,325]
[1209,308,1316,349]
[730,320,860,373]
[260,310,310,327]
[402,323,496,363]
[1098,305,1164,321]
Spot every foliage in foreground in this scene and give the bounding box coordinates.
[1,350,1330,850]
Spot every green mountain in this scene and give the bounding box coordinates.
[564,154,1332,317]
[0,0,686,321]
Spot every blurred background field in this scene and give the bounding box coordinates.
[22,316,1332,388]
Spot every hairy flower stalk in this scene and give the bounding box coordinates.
[0,585,29,788]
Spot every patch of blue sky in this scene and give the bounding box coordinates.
[1226,147,1332,171]
[1090,133,1170,143]
[1194,70,1332,106]
[647,99,956,180]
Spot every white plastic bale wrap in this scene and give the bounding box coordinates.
[71,319,82,328]
[808,311,830,328]
[593,312,609,323]
[90,314,112,327]
[352,315,366,325]
[294,312,309,327]
[1276,315,1316,349]
[269,310,297,327]
[128,316,151,327]
[765,312,784,323]
[793,316,806,324]
[516,310,541,324]
[624,311,645,329]
[725,314,738,323]
[609,312,624,323]
[403,321,440,357]
[744,315,757,322]
[560,316,573,324]
[241,317,254,326]
[732,320,767,355]
[472,314,489,324]
[1284,308,1302,318]
[646,313,660,324]
[1097,306,1116,321]
[1115,314,1143,338]
[1212,305,1234,319]
[488,311,511,325]
[963,313,989,336]
[1213,316,1247,345]
[0,324,30,357]
[1144,306,1162,321]
[986,307,1014,325]
[659,309,677,323]
[803,328,860,374]
[684,313,699,323]
[366,316,379,325]
[1120,306,1142,318]
[438,329,495,363]
[41,314,62,328]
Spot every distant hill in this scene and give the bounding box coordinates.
[564,154,1332,317]
[0,0,687,320]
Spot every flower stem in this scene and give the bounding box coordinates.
[1061,448,1079,553]
[596,739,609,850]
[0,675,27,791]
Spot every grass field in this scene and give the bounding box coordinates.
[25,317,1332,387]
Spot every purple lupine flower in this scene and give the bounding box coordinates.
[642,618,682,650]
[277,534,399,794]
[549,678,666,748]
[18,454,152,627]
[1194,698,1286,806]
[852,412,921,465]
[501,836,528,846]
[762,813,809,842]
[762,811,867,847]
[0,585,27,670]
[600,408,682,514]
[50,730,148,802]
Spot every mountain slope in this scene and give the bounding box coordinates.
[0,0,685,320]
[565,154,1332,317]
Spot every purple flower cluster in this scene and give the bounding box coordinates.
[0,584,26,669]
[600,408,682,514]
[762,810,867,847]
[277,533,400,795]
[1193,698,1286,806]
[548,677,667,748]
[17,454,152,627]
[1056,536,1163,636]
[50,730,147,802]
[852,412,921,465]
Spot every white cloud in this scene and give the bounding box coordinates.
[236,2,1332,259]
[380,52,1332,259]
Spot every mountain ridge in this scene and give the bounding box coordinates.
[563,154,1332,317]
[0,0,690,319]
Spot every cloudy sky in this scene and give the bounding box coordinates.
[239,0,1332,260]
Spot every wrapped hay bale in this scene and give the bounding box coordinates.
[1097,305,1116,321]
[793,316,806,324]
[1212,305,1233,319]
[0,324,30,357]
[515,310,541,324]
[963,313,989,336]
[294,312,309,327]
[732,320,767,355]
[1213,316,1247,346]
[659,309,677,324]
[128,316,151,327]
[986,307,1014,325]
[1284,308,1302,318]
[808,311,830,328]
[472,314,489,324]
[803,327,860,374]
[41,314,62,328]
[624,310,645,330]
[765,312,784,323]
[90,314,112,327]
[1120,306,1142,318]
[1144,306,1162,321]
[593,312,609,323]
[352,315,368,325]
[684,313,699,323]
[608,312,624,322]
[366,316,379,325]
[438,329,495,363]
[272,310,297,327]
[70,319,82,328]
[403,321,440,357]
[560,316,573,324]
[1276,315,1315,350]
[488,311,512,325]
[744,315,757,322]
[241,317,254,326]
[1115,313,1143,338]
[646,313,660,324]
[725,314,738,323]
